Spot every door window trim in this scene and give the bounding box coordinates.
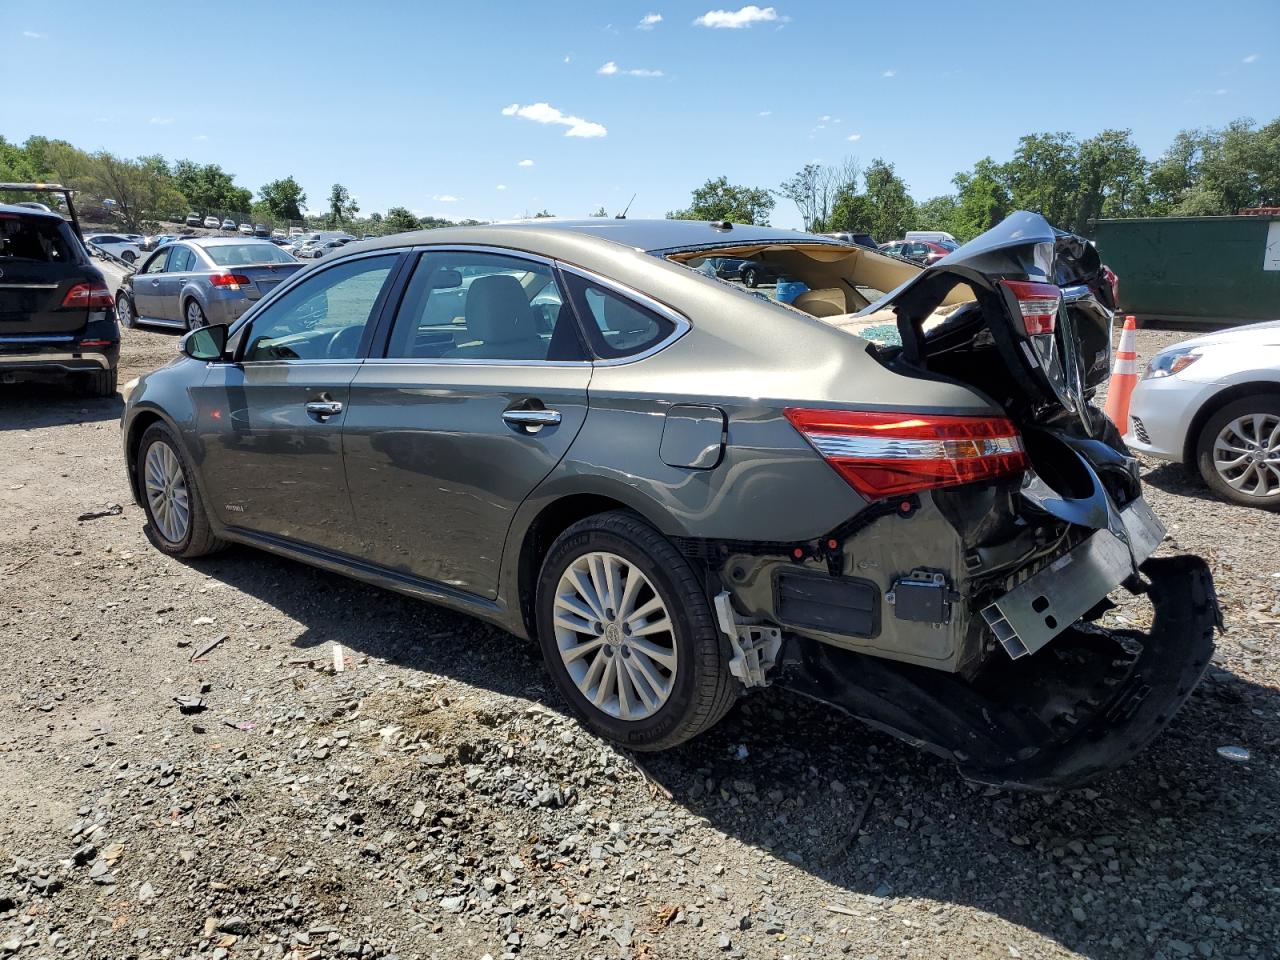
[364,244,592,368]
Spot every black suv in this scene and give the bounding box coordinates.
[0,184,119,396]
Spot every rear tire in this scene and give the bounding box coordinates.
[1195,396,1280,510]
[136,422,224,558]
[77,368,118,398]
[535,511,738,751]
[184,299,208,331]
[116,292,135,329]
[121,251,136,264]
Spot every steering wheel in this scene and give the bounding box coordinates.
[326,325,363,359]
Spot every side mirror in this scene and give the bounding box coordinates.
[180,323,229,361]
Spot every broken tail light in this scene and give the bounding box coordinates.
[1001,279,1061,336]
[61,282,114,310]
[209,272,251,289]
[785,408,1029,499]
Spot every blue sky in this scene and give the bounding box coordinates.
[3,0,1276,228]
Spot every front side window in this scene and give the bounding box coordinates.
[242,254,397,362]
[385,251,584,362]
[562,272,676,360]
[141,248,171,273]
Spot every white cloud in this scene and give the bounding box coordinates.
[22,30,45,38]
[1214,87,1229,95]
[1243,53,1260,64]
[818,114,831,122]
[434,194,459,203]
[638,12,663,28]
[564,55,571,63]
[496,184,507,191]
[600,61,663,77]
[149,116,174,125]
[846,132,862,141]
[694,5,778,27]
[758,109,772,117]
[501,102,607,138]
[882,69,896,78]
[194,134,209,141]
[518,159,534,167]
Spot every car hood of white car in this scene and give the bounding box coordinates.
[1167,319,1280,352]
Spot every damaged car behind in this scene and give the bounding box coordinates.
[120,214,1219,790]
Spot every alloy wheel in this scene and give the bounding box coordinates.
[186,301,207,329]
[144,441,191,544]
[552,551,677,721]
[116,294,133,328]
[1213,413,1280,499]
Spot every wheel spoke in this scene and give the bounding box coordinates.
[1228,462,1259,491]
[616,656,634,718]
[627,636,676,669]
[561,636,606,663]
[617,568,645,622]
[624,594,664,628]
[625,651,666,707]
[629,613,673,639]
[567,566,606,619]
[592,655,617,708]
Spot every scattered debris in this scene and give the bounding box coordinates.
[189,634,228,662]
[76,503,123,521]
[333,642,346,673]
[1217,745,1251,762]
[172,696,205,714]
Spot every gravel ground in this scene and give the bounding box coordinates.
[0,289,1276,960]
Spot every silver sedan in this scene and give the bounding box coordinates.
[114,238,305,331]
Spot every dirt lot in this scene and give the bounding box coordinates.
[1,286,1276,960]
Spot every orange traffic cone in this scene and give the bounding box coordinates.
[1103,315,1138,429]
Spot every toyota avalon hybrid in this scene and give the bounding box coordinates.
[119,214,1219,790]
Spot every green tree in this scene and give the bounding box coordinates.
[1074,129,1151,229]
[171,160,251,214]
[532,209,555,218]
[949,157,1011,240]
[1002,132,1079,228]
[778,159,859,231]
[258,176,306,221]
[590,205,608,217]
[326,183,358,228]
[84,151,186,230]
[383,206,421,233]
[914,194,960,236]
[667,175,775,225]
[861,159,916,240]
[418,215,455,229]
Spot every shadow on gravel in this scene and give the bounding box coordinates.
[194,544,1276,960]
[1139,461,1229,507]
[0,382,122,430]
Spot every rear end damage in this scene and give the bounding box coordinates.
[704,212,1219,790]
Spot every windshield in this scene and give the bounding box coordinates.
[0,213,76,263]
[203,243,296,266]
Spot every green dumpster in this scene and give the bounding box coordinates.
[1092,214,1280,326]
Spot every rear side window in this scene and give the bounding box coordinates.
[168,246,196,272]
[0,215,76,263]
[385,251,585,362]
[562,272,677,360]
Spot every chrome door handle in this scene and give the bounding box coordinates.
[503,408,561,432]
[306,400,344,419]
[150,279,161,286]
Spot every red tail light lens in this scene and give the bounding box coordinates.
[1000,279,1060,336]
[785,408,1029,499]
[1101,265,1120,305]
[208,272,251,289]
[61,282,114,310]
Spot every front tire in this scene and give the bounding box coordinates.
[535,511,737,751]
[136,422,223,557]
[121,250,136,264]
[1196,396,1280,510]
[742,267,758,288]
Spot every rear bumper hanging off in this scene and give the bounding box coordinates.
[776,554,1219,791]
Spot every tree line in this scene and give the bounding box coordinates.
[5,115,1277,239]
[670,116,1280,242]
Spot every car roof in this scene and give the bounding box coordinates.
[0,202,67,222]
[185,236,278,247]
[346,218,844,257]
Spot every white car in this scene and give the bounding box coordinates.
[203,216,220,229]
[83,232,141,264]
[238,223,253,235]
[1125,320,1280,509]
